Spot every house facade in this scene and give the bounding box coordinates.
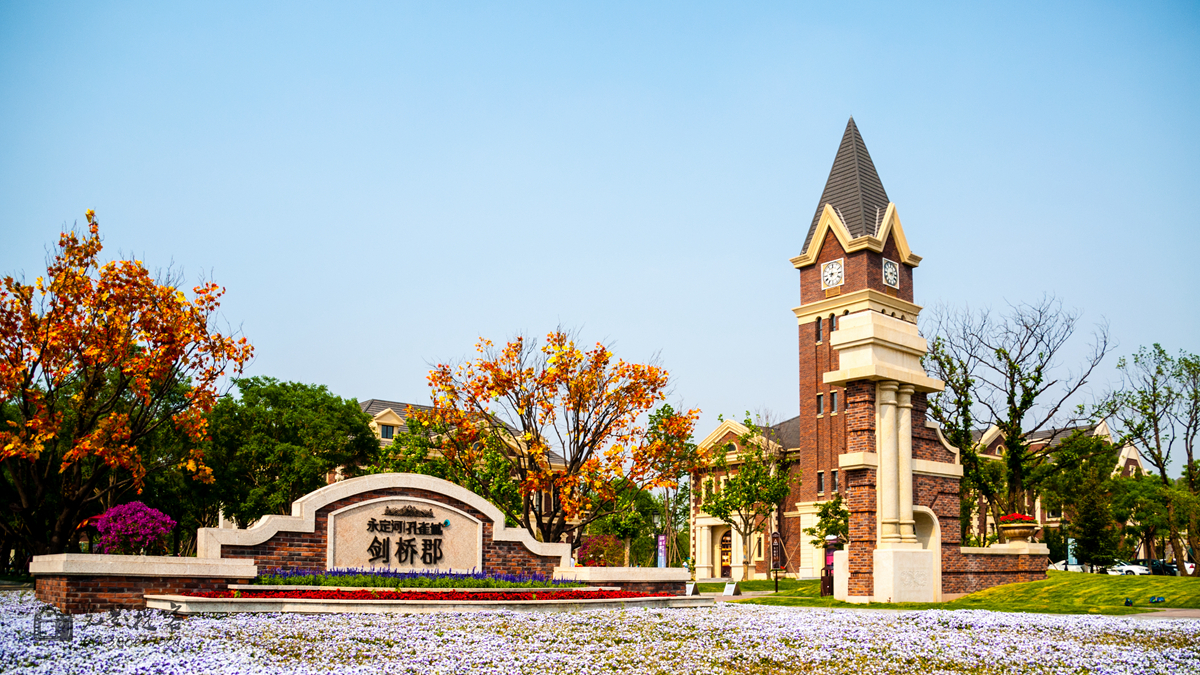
[966,421,1146,544]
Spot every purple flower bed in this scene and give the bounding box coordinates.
[254,567,581,589]
[2,591,1198,674]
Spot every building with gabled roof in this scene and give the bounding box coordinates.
[359,398,432,446]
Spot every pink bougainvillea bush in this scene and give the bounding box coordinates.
[576,534,623,567]
[94,501,176,554]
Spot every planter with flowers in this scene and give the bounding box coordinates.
[997,513,1037,544]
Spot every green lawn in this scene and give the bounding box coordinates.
[696,579,808,594]
[739,570,1200,615]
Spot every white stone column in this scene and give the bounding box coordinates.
[898,385,917,544]
[878,381,901,544]
[697,526,713,579]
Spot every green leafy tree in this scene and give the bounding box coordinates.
[206,377,378,527]
[1042,525,1068,563]
[1112,472,1170,561]
[1038,431,1121,522]
[701,414,794,581]
[1070,470,1120,570]
[803,493,849,549]
[592,479,657,566]
[1100,345,1200,574]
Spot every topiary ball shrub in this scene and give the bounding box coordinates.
[95,501,176,555]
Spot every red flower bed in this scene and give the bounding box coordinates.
[188,589,664,601]
[998,513,1036,524]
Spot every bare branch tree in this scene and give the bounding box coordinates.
[923,295,1112,517]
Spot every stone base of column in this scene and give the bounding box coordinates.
[873,548,937,603]
[695,564,714,579]
[832,549,849,601]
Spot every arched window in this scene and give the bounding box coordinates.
[815,317,823,343]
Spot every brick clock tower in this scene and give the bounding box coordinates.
[792,118,958,603]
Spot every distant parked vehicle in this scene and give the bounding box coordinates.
[1131,559,1198,576]
[1107,561,1150,576]
[1132,559,1176,576]
[1048,560,1086,572]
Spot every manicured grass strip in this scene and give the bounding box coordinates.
[740,570,1200,615]
[696,579,809,593]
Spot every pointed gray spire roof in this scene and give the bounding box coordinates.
[802,118,891,254]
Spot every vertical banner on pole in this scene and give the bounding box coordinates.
[657,535,667,568]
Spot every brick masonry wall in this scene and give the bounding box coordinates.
[36,575,252,614]
[218,486,562,578]
[842,379,878,596]
[943,550,1049,594]
[844,467,877,596]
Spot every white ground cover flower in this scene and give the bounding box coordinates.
[2,591,1198,674]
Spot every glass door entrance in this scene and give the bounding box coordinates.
[720,531,732,578]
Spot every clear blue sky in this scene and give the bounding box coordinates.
[2,2,1198,459]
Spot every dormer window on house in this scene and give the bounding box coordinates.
[380,424,394,440]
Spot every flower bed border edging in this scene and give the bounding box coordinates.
[144,593,714,614]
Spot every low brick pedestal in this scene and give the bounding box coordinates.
[31,554,257,614]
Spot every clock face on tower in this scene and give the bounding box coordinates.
[821,259,844,289]
[882,258,900,289]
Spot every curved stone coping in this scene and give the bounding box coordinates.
[29,554,257,578]
[144,593,712,614]
[227,584,619,592]
[553,566,691,582]
[960,542,1050,556]
[196,472,572,568]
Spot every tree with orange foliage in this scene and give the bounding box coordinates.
[408,329,702,548]
[0,212,253,560]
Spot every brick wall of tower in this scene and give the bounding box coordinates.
[796,316,845,505]
[841,381,878,595]
[845,468,877,596]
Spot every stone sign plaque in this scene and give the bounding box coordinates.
[327,497,482,571]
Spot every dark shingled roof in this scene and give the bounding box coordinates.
[359,399,431,420]
[802,117,891,254]
[770,415,801,451]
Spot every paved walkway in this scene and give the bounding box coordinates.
[1125,608,1200,620]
